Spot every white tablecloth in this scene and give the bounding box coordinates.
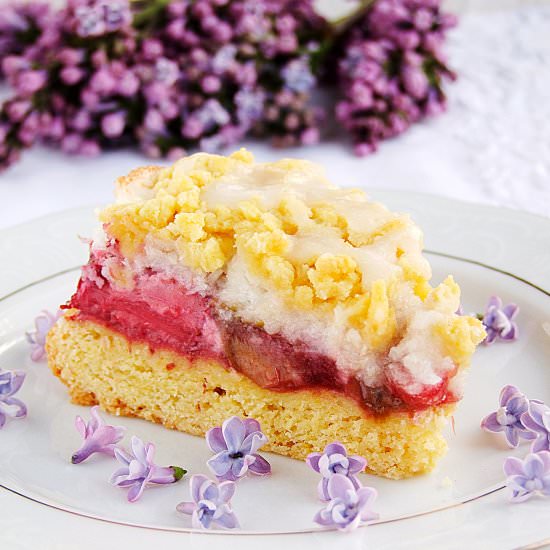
[0,0,548,229]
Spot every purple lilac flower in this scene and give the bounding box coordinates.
[110,436,185,502]
[335,0,457,155]
[504,452,550,503]
[26,309,62,362]
[306,442,367,501]
[206,416,271,482]
[71,405,126,464]
[522,401,550,453]
[313,474,378,532]
[0,0,328,170]
[482,296,519,345]
[176,474,239,530]
[481,385,536,448]
[0,368,27,429]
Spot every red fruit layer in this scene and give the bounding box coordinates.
[67,251,458,416]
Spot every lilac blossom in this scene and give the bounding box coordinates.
[0,368,27,429]
[0,0,458,168]
[110,436,185,502]
[481,385,536,448]
[306,442,367,501]
[26,309,62,362]
[504,452,550,503]
[522,401,550,453]
[313,474,379,532]
[482,296,519,345]
[71,405,126,464]
[176,474,239,530]
[0,2,52,75]
[335,0,457,155]
[0,0,328,170]
[206,416,271,482]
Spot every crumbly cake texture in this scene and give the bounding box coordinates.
[47,317,450,479]
[47,149,485,479]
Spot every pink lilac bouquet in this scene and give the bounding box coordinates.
[0,0,456,171]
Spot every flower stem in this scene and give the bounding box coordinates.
[172,466,186,482]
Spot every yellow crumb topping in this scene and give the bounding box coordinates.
[347,280,397,349]
[433,315,486,364]
[100,149,483,358]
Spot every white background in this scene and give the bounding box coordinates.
[0,0,549,228]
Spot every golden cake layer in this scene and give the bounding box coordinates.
[47,316,451,480]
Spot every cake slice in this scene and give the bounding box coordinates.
[46,149,485,479]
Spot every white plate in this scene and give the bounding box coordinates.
[0,193,549,549]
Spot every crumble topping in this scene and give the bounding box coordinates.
[96,149,485,392]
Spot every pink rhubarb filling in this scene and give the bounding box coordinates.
[66,250,459,416]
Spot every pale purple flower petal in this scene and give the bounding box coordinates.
[522,401,550,453]
[241,431,268,455]
[248,454,271,475]
[306,441,367,501]
[176,501,195,515]
[206,426,226,453]
[109,436,185,502]
[207,451,234,477]
[222,416,246,452]
[190,474,209,503]
[206,416,270,481]
[481,296,519,345]
[177,474,239,530]
[306,453,321,473]
[0,369,27,429]
[26,309,61,362]
[71,406,125,464]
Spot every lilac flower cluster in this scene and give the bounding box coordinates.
[135,0,328,155]
[0,0,328,170]
[335,0,457,155]
[481,385,550,503]
[0,0,138,169]
[0,0,458,169]
[307,442,378,531]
